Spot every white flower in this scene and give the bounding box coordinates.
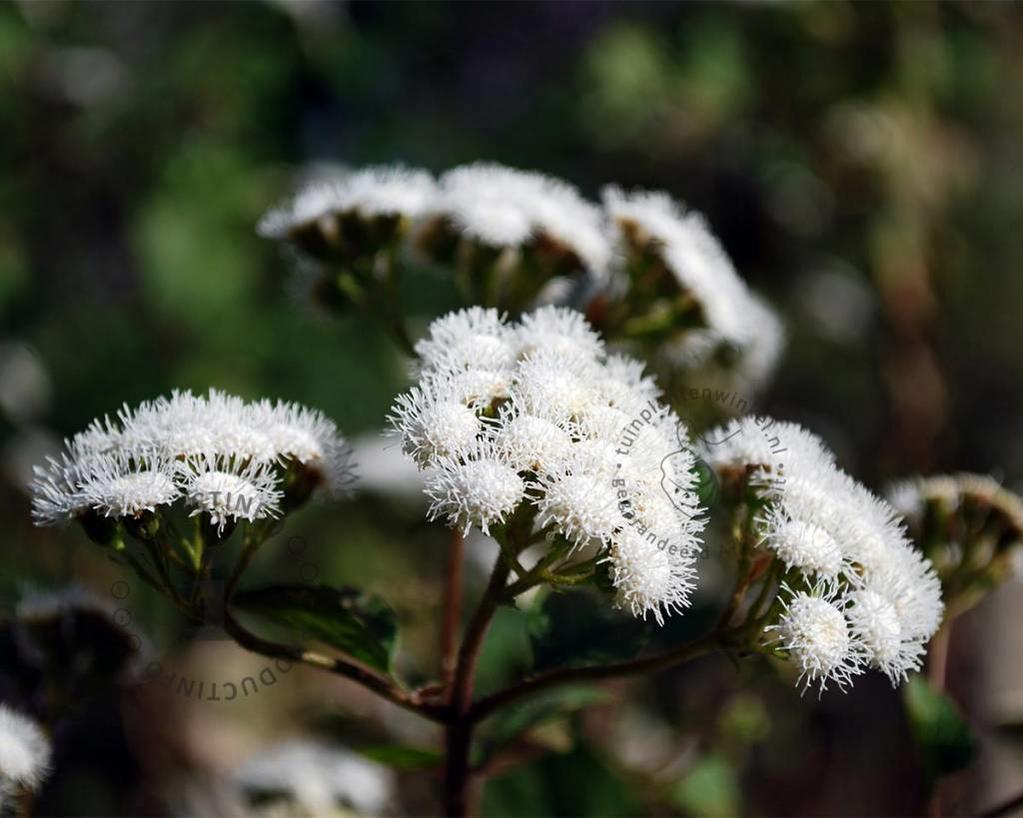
[233,739,394,816]
[120,390,275,461]
[866,544,944,643]
[606,528,699,625]
[513,348,602,422]
[760,510,844,580]
[424,442,525,536]
[430,163,612,277]
[598,353,662,409]
[604,187,748,338]
[391,306,707,623]
[30,454,89,525]
[258,165,437,239]
[414,306,518,376]
[515,305,605,362]
[30,390,352,526]
[533,451,624,549]
[77,451,180,519]
[388,386,484,467]
[702,415,944,691]
[771,587,861,693]
[245,399,355,494]
[604,186,785,392]
[845,587,923,684]
[494,409,575,474]
[0,704,52,792]
[178,455,283,534]
[433,368,512,409]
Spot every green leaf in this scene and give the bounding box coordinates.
[477,685,611,762]
[474,606,535,696]
[356,744,443,770]
[528,588,652,672]
[903,674,978,781]
[231,583,397,672]
[671,754,741,817]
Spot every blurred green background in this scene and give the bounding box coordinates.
[2,1,1023,816]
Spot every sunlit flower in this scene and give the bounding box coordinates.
[702,415,944,692]
[178,454,283,534]
[771,586,862,693]
[390,306,706,623]
[424,441,526,536]
[77,451,180,519]
[606,528,700,625]
[30,390,352,528]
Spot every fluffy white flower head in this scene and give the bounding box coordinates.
[179,455,283,534]
[607,529,698,625]
[774,590,859,693]
[763,513,844,579]
[604,186,785,392]
[432,163,611,277]
[258,165,436,239]
[30,390,353,528]
[703,415,944,693]
[391,306,707,624]
[0,705,52,791]
[424,445,525,536]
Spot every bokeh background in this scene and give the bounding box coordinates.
[2,1,1023,815]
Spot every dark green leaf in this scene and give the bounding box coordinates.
[231,583,397,672]
[528,588,652,672]
[474,606,534,696]
[903,674,978,781]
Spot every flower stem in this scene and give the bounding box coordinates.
[468,631,722,725]
[441,529,465,700]
[445,550,513,817]
[220,602,446,722]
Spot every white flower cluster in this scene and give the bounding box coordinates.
[426,163,612,278]
[261,162,611,275]
[0,704,52,796]
[390,306,706,624]
[233,740,394,817]
[257,165,438,241]
[30,390,353,534]
[700,417,944,692]
[258,165,782,394]
[604,187,784,392]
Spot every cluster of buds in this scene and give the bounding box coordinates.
[889,473,1023,616]
[30,390,353,619]
[259,163,783,393]
[700,417,944,692]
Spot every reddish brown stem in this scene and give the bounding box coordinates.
[444,554,512,817]
[441,529,465,701]
[222,604,446,722]
[470,632,720,724]
[928,622,951,693]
